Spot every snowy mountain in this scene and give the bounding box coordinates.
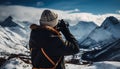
[70,21,98,42]
[0,16,32,68]
[101,16,120,38]
[80,16,120,48]
[0,16,120,69]
[78,16,120,62]
[81,39,120,61]
[0,16,18,27]
[80,27,115,48]
[0,16,30,57]
[0,5,120,69]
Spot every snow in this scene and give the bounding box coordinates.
[1,58,120,69]
[90,28,113,42]
[1,58,32,69]
[80,16,120,48]
[70,21,97,42]
[101,17,120,38]
[0,16,120,69]
[0,5,120,69]
[66,61,120,69]
[4,27,26,41]
[0,21,29,56]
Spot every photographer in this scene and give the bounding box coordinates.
[29,10,79,69]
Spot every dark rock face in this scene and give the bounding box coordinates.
[107,16,119,24]
[0,16,18,27]
[81,39,120,62]
[101,16,120,29]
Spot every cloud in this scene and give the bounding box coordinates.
[65,8,80,13]
[0,5,120,26]
[74,9,79,12]
[36,1,44,6]
[118,10,120,13]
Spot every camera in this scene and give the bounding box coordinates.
[56,19,69,30]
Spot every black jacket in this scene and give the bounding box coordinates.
[29,24,79,69]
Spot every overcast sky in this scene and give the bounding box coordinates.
[0,0,120,14]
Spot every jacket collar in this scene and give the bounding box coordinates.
[30,24,61,36]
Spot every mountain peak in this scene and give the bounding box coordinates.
[5,16,13,21]
[76,21,98,27]
[101,16,119,28]
[0,16,18,27]
[107,16,119,24]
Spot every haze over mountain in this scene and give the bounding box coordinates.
[79,16,120,48]
[0,5,120,69]
[0,15,120,69]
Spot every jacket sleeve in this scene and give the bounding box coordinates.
[46,33,80,56]
[56,27,80,56]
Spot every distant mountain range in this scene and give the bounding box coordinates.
[0,16,120,67]
[70,21,98,43]
[0,16,30,56]
[0,16,18,27]
[70,16,120,49]
[0,15,120,51]
[69,16,120,62]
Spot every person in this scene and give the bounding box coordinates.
[29,10,79,69]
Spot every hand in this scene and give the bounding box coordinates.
[57,19,69,31]
[60,19,69,28]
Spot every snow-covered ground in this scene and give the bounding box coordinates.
[1,58,120,69]
[66,61,120,69]
[1,58,32,69]
[1,16,120,69]
[0,5,120,69]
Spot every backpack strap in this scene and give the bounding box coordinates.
[41,48,62,69]
[41,48,55,65]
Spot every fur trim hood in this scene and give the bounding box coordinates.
[30,24,61,36]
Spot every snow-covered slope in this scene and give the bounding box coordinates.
[80,16,120,48]
[0,15,120,69]
[0,16,30,56]
[66,61,120,69]
[1,58,120,69]
[101,16,120,38]
[70,21,98,42]
[0,16,18,27]
[1,58,32,69]
[81,39,120,61]
[80,27,115,48]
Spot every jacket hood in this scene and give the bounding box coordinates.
[30,24,61,36]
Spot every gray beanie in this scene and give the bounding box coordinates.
[40,10,58,27]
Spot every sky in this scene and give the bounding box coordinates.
[0,0,120,14]
[0,0,120,26]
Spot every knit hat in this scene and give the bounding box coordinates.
[40,10,58,27]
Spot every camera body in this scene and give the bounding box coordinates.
[56,19,69,30]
